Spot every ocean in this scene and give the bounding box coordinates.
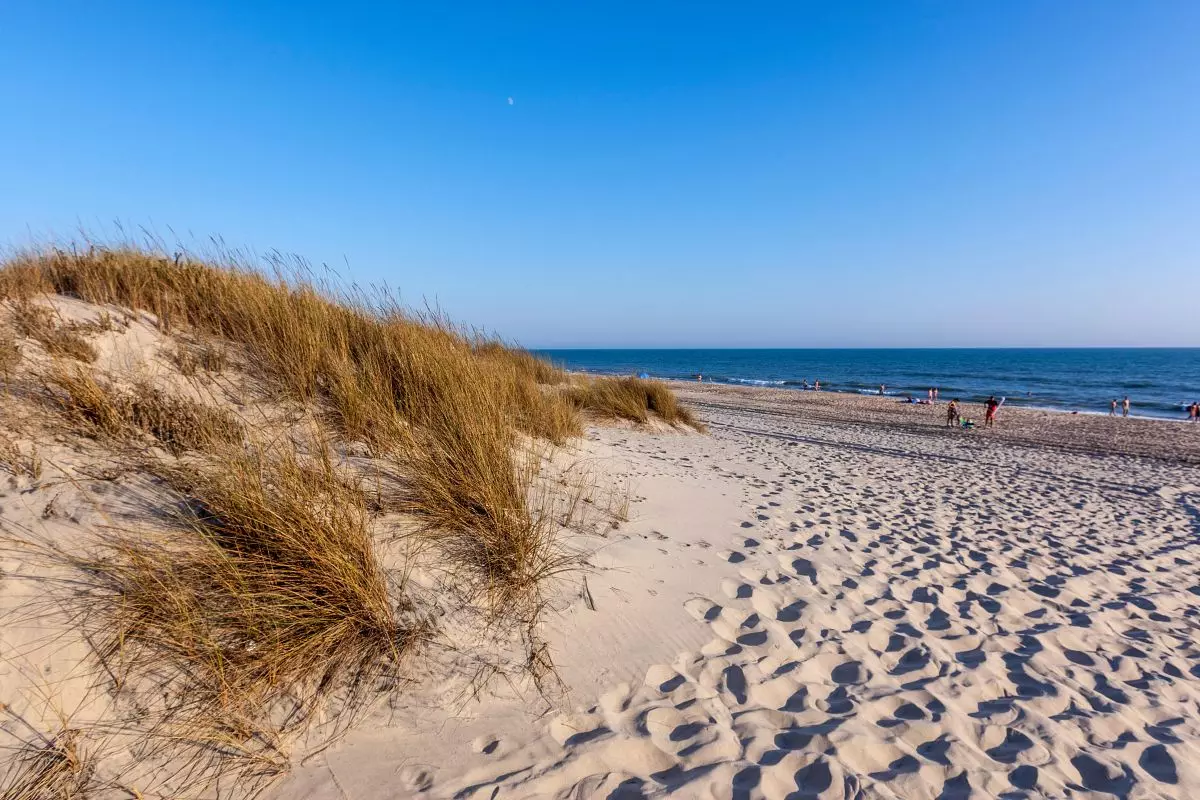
[536,348,1200,420]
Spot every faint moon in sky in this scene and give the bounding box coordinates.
[507,97,514,105]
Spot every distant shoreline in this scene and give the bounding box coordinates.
[668,380,1200,464]
[546,349,1200,421]
[566,367,1197,423]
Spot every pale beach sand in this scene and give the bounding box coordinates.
[276,384,1200,798]
[3,300,1200,798]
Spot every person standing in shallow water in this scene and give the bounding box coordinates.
[1110,399,1118,416]
[1123,396,1130,417]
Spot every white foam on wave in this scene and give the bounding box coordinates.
[728,378,786,386]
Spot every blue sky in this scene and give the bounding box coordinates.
[2,2,1198,347]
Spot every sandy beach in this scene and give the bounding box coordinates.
[272,382,1200,798]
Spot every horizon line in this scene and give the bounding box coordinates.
[531,345,1200,351]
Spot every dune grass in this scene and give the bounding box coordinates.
[9,301,96,363]
[570,376,703,429]
[0,333,19,380]
[0,727,96,800]
[44,364,243,454]
[171,339,228,376]
[474,340,565,386]
[75,445,420,742]
[0,433,41,480]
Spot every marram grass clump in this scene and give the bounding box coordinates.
[570,375,704,429]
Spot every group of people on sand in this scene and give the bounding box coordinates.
[943,395,1001,429]
[1109,396,1132,417]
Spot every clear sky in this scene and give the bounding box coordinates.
[2,2,1198,348]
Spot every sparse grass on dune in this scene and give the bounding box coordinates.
[0,433,41,480]
[171,339,228,376]
[42,365,126,435]
[0,333,19,380]
[75,445,420,745]
[0,727,96,800]
[570,376,704,429]
[44,364,243,454]
[400,407,576,612]
[9,301,96,363]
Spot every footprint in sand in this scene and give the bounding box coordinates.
[471,735,500,755]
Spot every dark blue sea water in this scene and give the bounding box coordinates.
[537,349,1200,420]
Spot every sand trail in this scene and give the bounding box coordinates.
[366,394,1200,799]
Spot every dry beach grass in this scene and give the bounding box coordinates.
[569,375,705,430]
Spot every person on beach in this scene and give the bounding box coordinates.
[1190,401,1199,421]
[880,384,886,396]
[814,380,820,391]
[946,399,960,427]
[933,387,939,401]
[1110,399,1118,416]
[928,388,934,402]
[1123,396,1130,417]
[985,395,999,427]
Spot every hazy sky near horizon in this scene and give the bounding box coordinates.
[2,2,1198,348]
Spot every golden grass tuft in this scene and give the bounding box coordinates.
[44,364,243,453]
[474,340,566,386]
[9,302,96,363]
[0,433,41,480]
[171,339,227,376]
[43,365,126,436]
[126,382,243,454]
[570,376,704,429]
[0,333,19,380]
[75,445,420,744]
[0,727,95,800]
